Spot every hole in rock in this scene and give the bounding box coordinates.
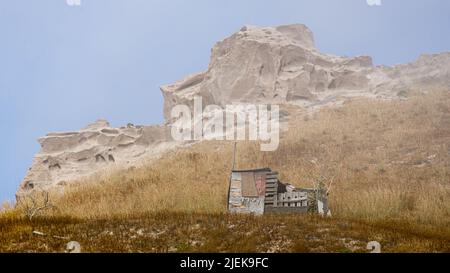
[108,155,115,162]
[49,163,61,171]
[95,154,106,163]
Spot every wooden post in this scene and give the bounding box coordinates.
[232,141,237,170]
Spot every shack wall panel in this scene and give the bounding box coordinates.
[229,171,265,215]
[228,174,243,212]
[241,172,258,197]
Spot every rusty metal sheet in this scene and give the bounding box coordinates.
[254,172,266,197]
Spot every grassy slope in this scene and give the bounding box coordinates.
[2,90,450,252]
[1,213,449,253]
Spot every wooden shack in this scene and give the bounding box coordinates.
[228,168,330,215]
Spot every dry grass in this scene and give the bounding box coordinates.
[2,90,450,252]
[1,212,449,253]
[50,91,450,225]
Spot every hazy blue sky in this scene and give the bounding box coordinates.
[1,0,449,203]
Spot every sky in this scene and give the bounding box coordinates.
[0,0,449,203]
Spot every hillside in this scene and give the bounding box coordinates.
[2,90,450,252]
[5,24,450,253]
[1,213,449,253]
[51,90,450,224]
[17,24,450,196]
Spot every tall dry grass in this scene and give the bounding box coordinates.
[49,91,450,228]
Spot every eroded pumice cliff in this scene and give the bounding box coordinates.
[18,120,174,196]
[18,24,450,196]
[161,24,450,120]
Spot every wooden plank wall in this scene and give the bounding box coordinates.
[264,171,278,208]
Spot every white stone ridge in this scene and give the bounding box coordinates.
[161,24,449,121]
[17,120,174,196]
[18,24,450,196]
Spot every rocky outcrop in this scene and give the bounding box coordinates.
[18,24,450,196]
[161,24,373,120]
[370,53,450,96]
[17,120,173,196]
[162,24,450,120]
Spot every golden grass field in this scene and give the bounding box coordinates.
[1,90,449,252]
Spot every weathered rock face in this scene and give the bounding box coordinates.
[18,24,450,196]
[17,120,173,196]
[161,24,450,121]
[162,24,372,120]
[370,53,450,96]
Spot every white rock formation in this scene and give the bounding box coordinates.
[17,120,174,196]
[18,24,450,196]
[161,24,450,120]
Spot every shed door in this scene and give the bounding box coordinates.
[241,171,267,197]
[241,172,258,197]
